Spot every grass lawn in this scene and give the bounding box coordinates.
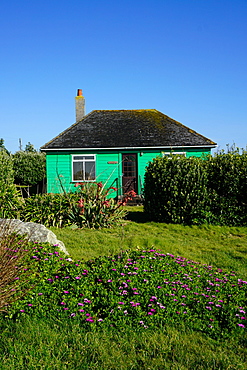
[50,206,247,276]
[1,206,247,369]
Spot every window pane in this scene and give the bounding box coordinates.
[74,155,94,160]
[73,162,84,180]
[85,162,95,180]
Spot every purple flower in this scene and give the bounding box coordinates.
[237,324,245,328]
[86,318,94,322]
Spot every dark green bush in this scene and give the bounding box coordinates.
[13,151,46,187]
[206,150,247,226]
[144,150,247,226]
[144,155,208,224]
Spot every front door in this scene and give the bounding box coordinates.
[122,154,137,194]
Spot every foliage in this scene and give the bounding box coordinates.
[0,228,42,312]
[20,193,77,228]
[5,247,247,342]
[144,150,247,226]
[24,142,37,153]
[68,182,135,229]
[0,149,14,184]
[206,149,247,226]
[0,182,24,219]
[19,183,134,229]
[13,151,46,186]
[0,138,10,155]
[144,155,208,224]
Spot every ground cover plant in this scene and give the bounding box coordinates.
[6,246,247,342]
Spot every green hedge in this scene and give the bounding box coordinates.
[0,150,14,184]
[13,151,46,186]
[144,155,208,224]
[0,150,24,218]
[144,151,247,226]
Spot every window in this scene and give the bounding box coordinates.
[72,155,96,181]
[162,152,186,159]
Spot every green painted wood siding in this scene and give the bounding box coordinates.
[46,148,211,195]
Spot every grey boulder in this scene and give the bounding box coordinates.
[0,219,69,255]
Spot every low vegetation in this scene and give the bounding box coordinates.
[1,210,247,369]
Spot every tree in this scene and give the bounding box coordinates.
[0,138,10,155]
[24,142,37,153]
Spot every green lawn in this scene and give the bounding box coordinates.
[50,206,247,277]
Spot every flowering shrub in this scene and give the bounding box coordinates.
[68,182,136,228]
[6,247,247,340]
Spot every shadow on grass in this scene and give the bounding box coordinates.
[125,210,150,223]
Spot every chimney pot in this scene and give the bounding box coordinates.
[77,89,83,97]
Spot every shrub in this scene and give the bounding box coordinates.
[206,150,247,226]
[0,182,24,219]
[144,155,209,224]
[20,182,135,229]
[20,193,77,228]
[13,151,46,187]
[0,227,39,312]
[0,150,14,184]
[68,182,135,229]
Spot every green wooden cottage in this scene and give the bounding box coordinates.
[40,90,216,197]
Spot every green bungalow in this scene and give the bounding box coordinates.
[40,90,217,198]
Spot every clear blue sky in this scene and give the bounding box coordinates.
[1,0,247,153]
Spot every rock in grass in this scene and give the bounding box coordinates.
[0,219,69,255]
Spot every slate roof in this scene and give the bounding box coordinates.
[41,109,216,150]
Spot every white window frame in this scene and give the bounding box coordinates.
[72,154,96,182]
[162,152,186,159]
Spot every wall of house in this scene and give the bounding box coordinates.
[45,147,212,195]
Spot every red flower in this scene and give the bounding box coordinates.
[97,182,103,188]
[78,198,84,208]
